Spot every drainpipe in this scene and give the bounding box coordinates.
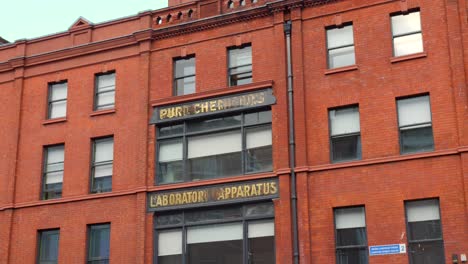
[284,20,300,264]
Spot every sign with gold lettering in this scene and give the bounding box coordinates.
[150,89,276,124]
[147,178,279,211]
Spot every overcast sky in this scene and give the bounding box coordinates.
[1,0,168,43]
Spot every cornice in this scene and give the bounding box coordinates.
[153,6,272,40]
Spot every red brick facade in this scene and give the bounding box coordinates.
[0,0,467,263]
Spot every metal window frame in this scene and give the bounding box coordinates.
[333,205,368,264]
[328,105,361,163]
[90,136,114,194]
[47,81,68,119]
[390,9,423,57]
[155,109,272,185]
[173,56,196,96]
[395,93,434,154]
[404,198,446,264]
[37,228,60,264]
[227,44,252,87]
[41,144,65,200]
[94,71,116,111]
[325,22,355,69]
[86,223,111,264]
[153,202,275,264]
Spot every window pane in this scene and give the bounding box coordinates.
[187,223,243,264]
[187,115,241,132]
[229,46,252,67]
[185,206,243,224]
[49,101,67,119]
[332,135,361,162]
[159,140,183,162]
[39,230,59,264]
[188,130,241,158]
[393,33,423,57]
[397,95,431,127]
[408,220,442,241]
[328,46,355,69]
[406,199,440,222]
[175,76,195,95]
[156,213,183,227]
[245,110,272,125]
[88,225,110,261]
[92,176,112,193]
[96,91,115,109]
[336,248,368,264]
[45,171,64,184]
[158,160,184,184]
[158,229,182,256]
[94,163,113,178]
[245,203,274,217]
[44,182,62,199]
[327,25,354,49]
[159,125,184,137]
[47,146,64,165]
[335,207,366,229]
[409,241,445,264]
[50,83,67,101]
[174,57,195,78]
[189,151,242,180]
[392,12,421,36]
[336,228,367,247]
[249,222,275,264]
[97,73,115,91]
[95,139,114,162]
[246,126,272,173]
[400,126,433,153]
[329,107,360,136]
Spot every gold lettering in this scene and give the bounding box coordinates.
[200,102,209,113]
[263,183,270,195]
[256,183,263,195]
[175,193,182,205]
[231,186,237,198]
[152,196,159,207]
[175,107,183,117]
[217,100,224,110]
[244,185,251,197]
[237,186,244,198]
[217,189,226,200]
[169,194,175,205]
[210,101,217,112]
[225,187,231,199]
[270,182,278,194]
[182,192,188,204]
[251,184,258,196]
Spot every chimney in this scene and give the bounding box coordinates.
[168,0,194,6]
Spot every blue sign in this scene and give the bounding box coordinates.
[369,244,406,256]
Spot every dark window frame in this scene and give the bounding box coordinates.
[396,93,434,154]
[90,136,114,193]
[153,202,275,264]
[47,80,68,119]
[41,144,65,200]
[227,44,252,87]
[333,205,368,264]
[390,8,423,57]
[155,109,272,185]
[87,223,111,264]
[173,56,196,96]
[404,198,445,264]
[328,105,362,163]
[325,22,355,69]
[94,71,116,111]
[37,228,60,264]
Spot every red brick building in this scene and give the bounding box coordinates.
[0,0,467,263]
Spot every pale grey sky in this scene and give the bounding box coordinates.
[1,0,168,43]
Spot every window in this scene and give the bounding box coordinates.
[155,202,275,264]
[91,137,113,193]
[47,82,67,119]
[397,95,433,154]
[42,145,64,200]
[326,23,355,69]
[87,224,110,264]
[329,106,361,162]
[95,72,115,110]
[391,10,423,57]
[334,207,368,264]
[157,110,272,184]
[228,0,234,8]
[228,45,252,86]
[38,229,60,264]
[174,57,196,96]
[405,199,445,264]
